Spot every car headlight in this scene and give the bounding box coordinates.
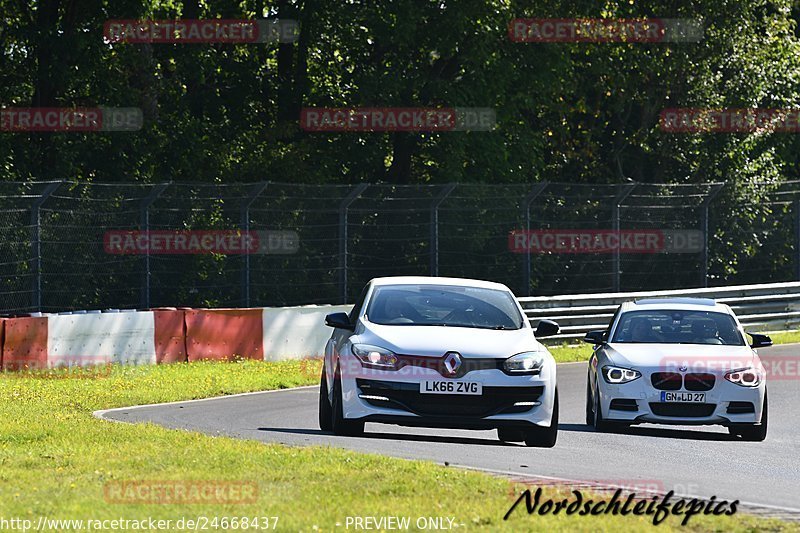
[725,367,762,387]
[352,344,399,370]
[602,365,641,384]
[503,351,545,374]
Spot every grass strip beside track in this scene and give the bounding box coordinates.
[1,360,796,531]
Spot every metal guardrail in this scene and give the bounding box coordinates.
[518,282,800,341]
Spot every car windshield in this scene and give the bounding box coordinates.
[611,310,745,346]
[365,284,524,330]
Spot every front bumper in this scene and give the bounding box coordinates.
[599,373,765,426]
[339,354,556,430]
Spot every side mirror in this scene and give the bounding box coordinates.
[748,332,772,349]
[325,312,354,331]
[534,319,560,338]
[584,330,606,345]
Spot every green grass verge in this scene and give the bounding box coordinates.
[546,329,800,364]
[765,329,800,345]
[0,360,795,531]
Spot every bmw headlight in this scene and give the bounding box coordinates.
[725,367,762,387]
[602,365,641,384]
[504,351,545,374]
[352,344,399,370]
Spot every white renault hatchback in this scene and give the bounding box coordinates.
[585,298,771,441]
[318,277,561,447]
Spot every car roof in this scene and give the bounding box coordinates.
[369,276,512,292]
[621,297,731,314]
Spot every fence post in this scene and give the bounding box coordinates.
[429,184,457,277]
[521,181,549,296]
[30,181,62,312]
[701,183,724,288]
[612,184,637,292]
[139,183,169,309]
[240,182,269,307]
[339,183,368,304]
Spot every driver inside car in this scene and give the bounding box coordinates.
[380,298,416,323]
[691,320,722,344]
[629,317,661,342]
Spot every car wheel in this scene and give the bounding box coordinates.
[524,389,559,448]
[497,428,525,442]
[585,372,594,426]
[318,364,333,431]
[729,391,768,442]
[331,365,364,436]
[592,379,611,432]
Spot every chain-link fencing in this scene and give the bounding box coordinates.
[1,180,798,313]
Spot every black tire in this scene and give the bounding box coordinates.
[524,389,559,448]
[318,364,333,431]
[729,391,768,442]
[585,372,594,426]
[592,379,611,432]
[331,366,364,436]
[497,428,525,442]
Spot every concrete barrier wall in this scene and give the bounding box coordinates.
[186,308,264,361]
[4,280,800,369]
[48,311,156,365]
[262,305,351,361]
[0,304,351,369]
[2,316,48,370]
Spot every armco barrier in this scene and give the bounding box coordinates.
[185,309,263,361]
[519,281,800,341]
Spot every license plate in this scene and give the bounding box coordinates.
[660,391,705,402]
[420,380,482,395]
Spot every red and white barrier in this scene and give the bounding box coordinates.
[0,304,351,370]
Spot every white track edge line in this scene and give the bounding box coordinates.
[92,386,800,516]
[92,385,316,419]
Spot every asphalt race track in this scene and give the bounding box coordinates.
[99,344,800,514]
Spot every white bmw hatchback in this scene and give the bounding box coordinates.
[585,298,771,441]
[318,277,560,447]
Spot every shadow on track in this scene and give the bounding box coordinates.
[558,423,736,441]
[257,427,522,446]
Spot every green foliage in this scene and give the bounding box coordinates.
[3,0,800,302]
